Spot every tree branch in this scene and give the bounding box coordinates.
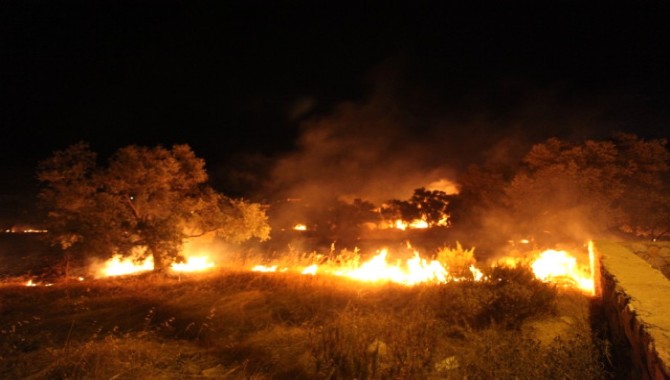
[125,198,141,220]
[185,226,220,238]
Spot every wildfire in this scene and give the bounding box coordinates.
[171,256,215,272]
[90,239,595,295]
[530,246,595,295]
[248,243,596,294]
[97,251,216,277]
[384,215,448,231]
[333,249,448,285]
[252,265,278,272]
[301,264,318,275]
[24,279,53,287]
[390,218,429,230]
[395,220,408,230]
[408,219,429,229]
[293,224,307,231]
[99,255,154,277]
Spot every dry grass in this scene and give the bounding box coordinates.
[1,267,610,379]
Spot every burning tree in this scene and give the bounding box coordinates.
[37,142,270,273]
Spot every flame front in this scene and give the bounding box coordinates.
[408,219,429,229]
[293,224,307,231]
[333,249,448,285]
[98,252,216,277]
[387,217,438,230]
[171,256,215,272]
[92,239,595,295]
[529,248,595,295]
[252,265,278,273]
[249,242,596,294]
[100,254,154,277]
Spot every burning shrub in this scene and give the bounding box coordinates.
[435,242,476,280]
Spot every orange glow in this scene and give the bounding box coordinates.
[248,242,595,294]
[333,249,448,285]
[91,239,594,296]
[408,219,429,229]
[293,223,307,231]
[384,215,448,230]
[97,247,217,277]
[252,265,278,273]
[24,279,53,287]
[469,265,484,281]
[301,264,318,275]
[171,256,215,272]
[395,220,408,230]
[251,247,483,286]
[99,254,154,277]
[530,247,595,295]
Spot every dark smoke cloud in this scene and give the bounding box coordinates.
[269,103,456,204]
[264,58,637,207]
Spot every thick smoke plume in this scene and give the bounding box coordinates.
[257,59,665,255]
[270,98,458,205]
[266,60,620,207]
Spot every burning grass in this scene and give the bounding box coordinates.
[1,267,610,379]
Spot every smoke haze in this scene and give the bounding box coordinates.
[263,59,640,207]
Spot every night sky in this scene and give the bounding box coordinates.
[1,1,669,223]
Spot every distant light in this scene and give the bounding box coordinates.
[3,227,48,234]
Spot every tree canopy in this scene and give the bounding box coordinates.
[456,134,670,242]
[381,187,452,226]
[38,143,270,272]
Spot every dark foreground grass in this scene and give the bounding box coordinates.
[1,267,610,379]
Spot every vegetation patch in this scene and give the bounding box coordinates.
[1,267,610,379]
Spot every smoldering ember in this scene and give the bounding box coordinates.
[2,2,670,379]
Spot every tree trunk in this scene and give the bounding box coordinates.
[150,247,168,273]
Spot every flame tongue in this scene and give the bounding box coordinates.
[335,250,448,285]
[171,256,214,272]
[529,246,595,295]
[248,243,596,294]
[97,252,215,277]
[100,254,154,277]
[92,240,595,295]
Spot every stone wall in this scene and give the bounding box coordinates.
[620,241,670,281]
[595,241,670,379]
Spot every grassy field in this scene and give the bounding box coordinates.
[0,265,611,379]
